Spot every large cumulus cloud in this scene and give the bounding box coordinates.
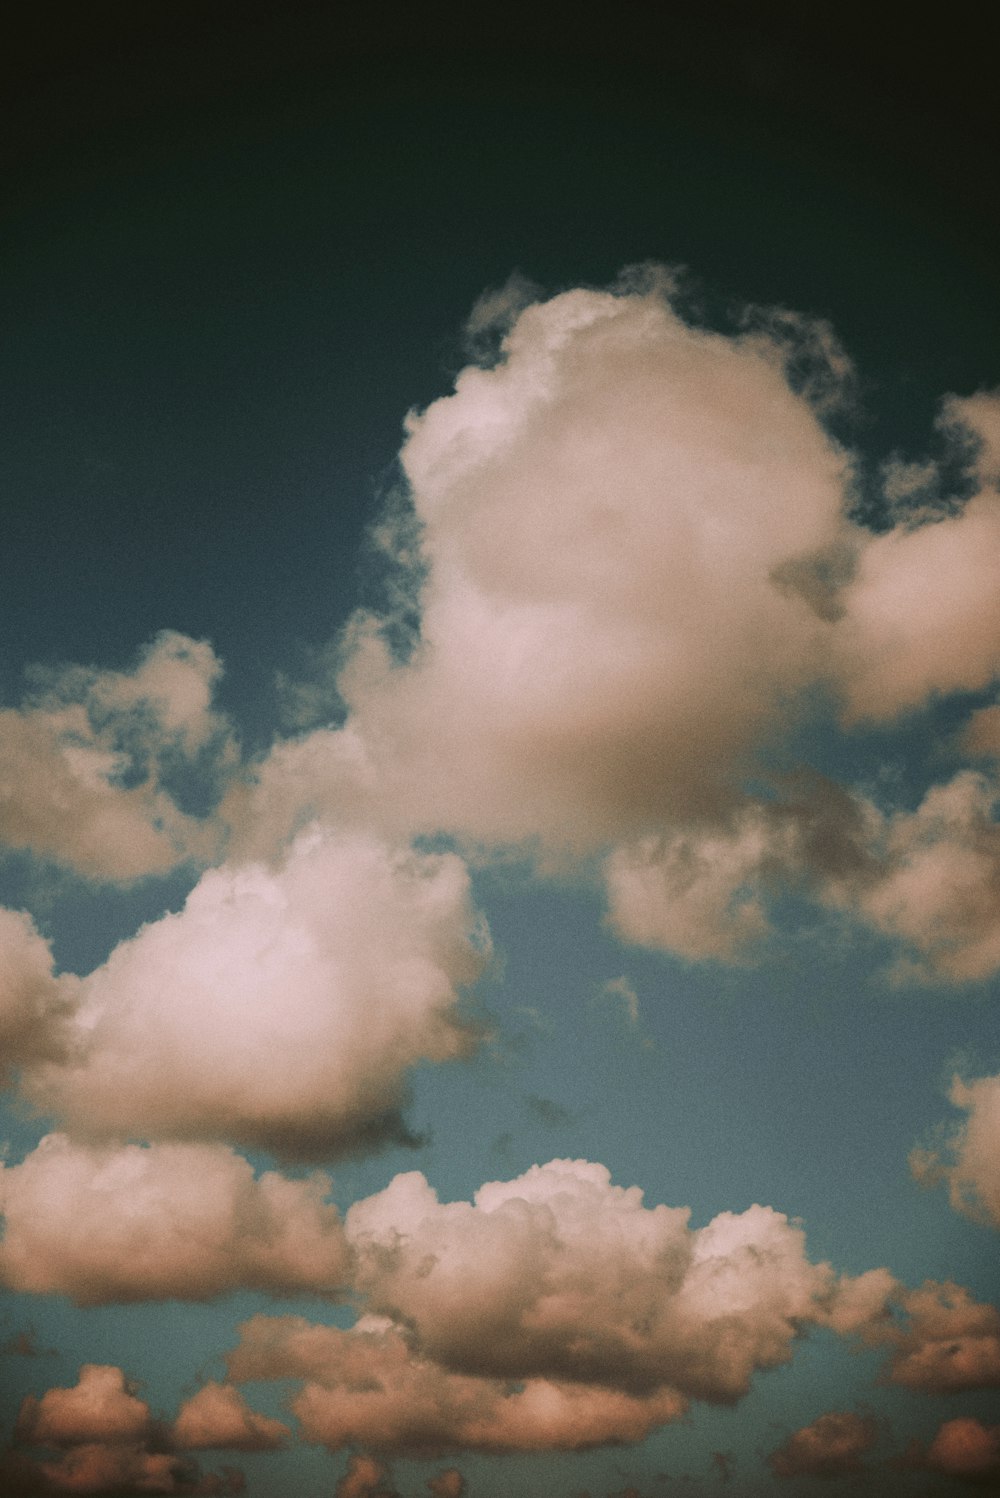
[344,1157,841,1404]
[226,275,1000,977]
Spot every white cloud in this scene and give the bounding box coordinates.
[15,1365,151,1447]
[0,1135,349,1303]
[172,1384,290,1451]
[229,276,855,863]
[916,1416,1000,1483]
[344,1159,865,1404]
[18,829,490,1160]
[0,909,77,1084]
[0,632,233,882]
[912,1071,1000,1228]
[870,1281,1000,1394]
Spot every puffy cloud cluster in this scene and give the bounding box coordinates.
[0,632,233,882]
[227,1314,687,1455]
[767,1409,878,1478]
[10,828,488,1160]
[201,1157,938,1457]
[912,1071,1000,1228]
[224,276,1000,978]
[0,1135,349,1303]
[4,1365,248,1496]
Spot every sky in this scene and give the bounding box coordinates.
[1,5,999,1496]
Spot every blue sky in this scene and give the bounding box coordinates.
[1,7,999,1496]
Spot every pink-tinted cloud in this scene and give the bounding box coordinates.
[0,632,232,881]
[912,1072,1000,1228]
[867,1281,1000,1394]
[0,1444,245,1496]
[213,1158,913,1457]
[426,1467,465,1498]
[228,1314,687,1456]
[0,910,77,1085]
[767,1409,878,1478]
[172,1385,289,1451]
[0,1135,349,1303]
[15,1366,151,1447]
[228,275,856,865]
[335,1453,398,1498]
[16,829,489,1160]
[914,1416,1000,1484]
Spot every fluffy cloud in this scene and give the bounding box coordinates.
[850,772,1000,982]
[227,1314,687,1456]
[0,1445,244,1496]
[0,632,233,881]
[172,1385,289,1451]
[767,1409,878,1478]
[6,1367,256,1495]
[228,275,856,862]
[0,910,77,1084]
[17,828,489,1160]
[15,1366,151,1447]
[912,1072,1000,1228]
[913,1417,1000,1484]
[871,1281,1000,1394]
[216,1158,913,1457]
[344,1158,842,1404]
[426,1469,465,1498]
[0,1135,349,1303]
[335,1454,398,1498]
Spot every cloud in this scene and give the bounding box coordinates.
[17,828,489,1160]
[911,1417,1000,1485]
[219,276,1000,978]
[848,771,1000,982]
[0,910,77,1085]
[426,1468,466,1498]
[15,1366,151,1447]
[871,1281,1000,1394]
[228,274,856,863]
[172,1385,289,1452]
[0,633,233,882]
[5,1367,255,1495]
[209,1157,997,1457]
[0,1135,349,1303]
[226,1314,687,1456]
[0,1445,245,1496]
[335,1454,398,1498]
[767,1409,878,1478]
[808,1268,1000,1395]
[912,1072,1000,1228]
[344,1158,842,1404]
